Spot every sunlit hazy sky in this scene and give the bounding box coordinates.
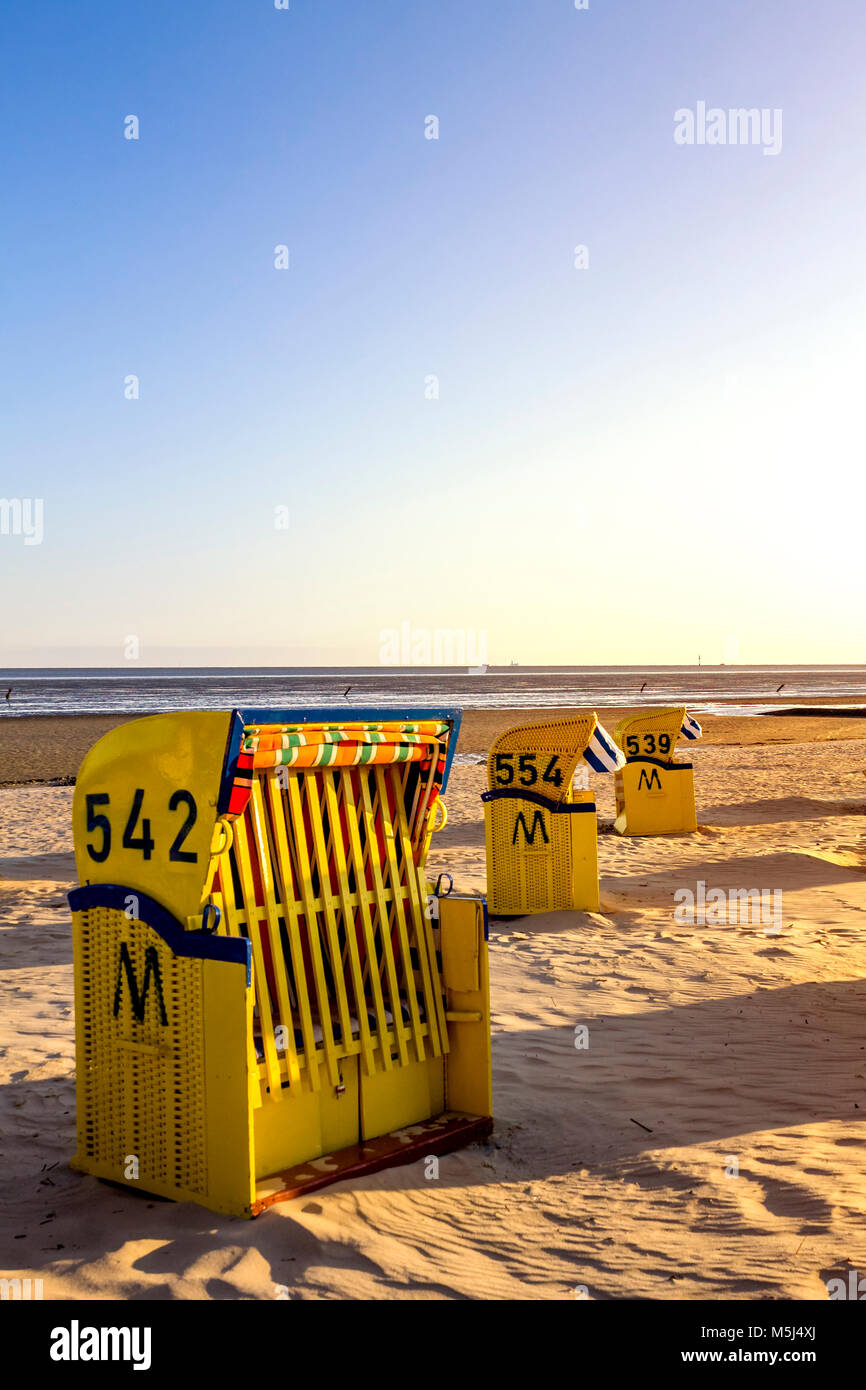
[1,0,864,667]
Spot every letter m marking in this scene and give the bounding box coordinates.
[113,942,168,1025]
[512,810,550,846]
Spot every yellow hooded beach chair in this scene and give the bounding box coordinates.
[482,713,625,914]
[612,706,702,836]
[67,707,492,1217]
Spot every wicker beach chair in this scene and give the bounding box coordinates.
[68,708,491,1216]
[481,714,624,914]
[611,706,702,836]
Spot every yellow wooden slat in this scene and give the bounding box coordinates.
[411,745,440,852]
[358,771,410,1067]
[213,857,242,936]
[322,771,377,1077]
[285,773,342,1088]
[264,775,322,1091]
[389,764,446,1057]
[402,758,436,873]
[374,765,426,1063]
[249,778,302,1090]
[317,772,355,988]
[219,832,262,1104]
[231,814,283,1100]
[351,786,399,1005]
[366,769,415,1059]
[354,771,394,998]
[208,884,270,1095]
[339,769,393,1072]
[211,874,265,1108]
[253,1017,433,1088]
[302,771,356,1057]
[319,772,399,1014]
[402,756,434,854]
[418,863,450,1056]
[406,767,423,853]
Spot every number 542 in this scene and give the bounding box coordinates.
[85,789,199,864]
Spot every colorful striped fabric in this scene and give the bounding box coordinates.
[245,721,448,742]
[250,740,437,769]
[680,713,702,740]
[244,721,448,753]
[225,747,255,816]
[223,719,451,817]
[243,721,447,770]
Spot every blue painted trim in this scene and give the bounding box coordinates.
[441,708,462,788]
[68,884,251,984]
[624,757,693,772]
[481,789,596,814]
[218,710,246,815]
[237,706,464,791]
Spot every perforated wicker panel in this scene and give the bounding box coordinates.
[75,906,207,1197]
[613,706,687,757]
[484,795,594,914]
[486,716,597,806]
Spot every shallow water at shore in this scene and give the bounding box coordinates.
[0,665,863,718]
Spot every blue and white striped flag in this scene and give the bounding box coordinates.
[680,712,702,741]
[583,722,627,772]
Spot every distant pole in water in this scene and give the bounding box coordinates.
[776,683,785,693]
[697,655,701,667]
[343,685,352,700]
[640,682,647,693]
[4,688,10,701]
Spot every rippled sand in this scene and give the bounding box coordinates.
[1,718,865,1299]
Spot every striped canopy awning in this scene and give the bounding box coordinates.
[224,718,452,817]
[243,720,450,769]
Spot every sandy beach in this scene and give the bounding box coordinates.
[2,712,865,1299]
[2,706,866,785]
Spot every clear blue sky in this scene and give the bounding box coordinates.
[1,0,864,666]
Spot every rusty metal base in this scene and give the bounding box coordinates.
[252,1111,494,1214]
